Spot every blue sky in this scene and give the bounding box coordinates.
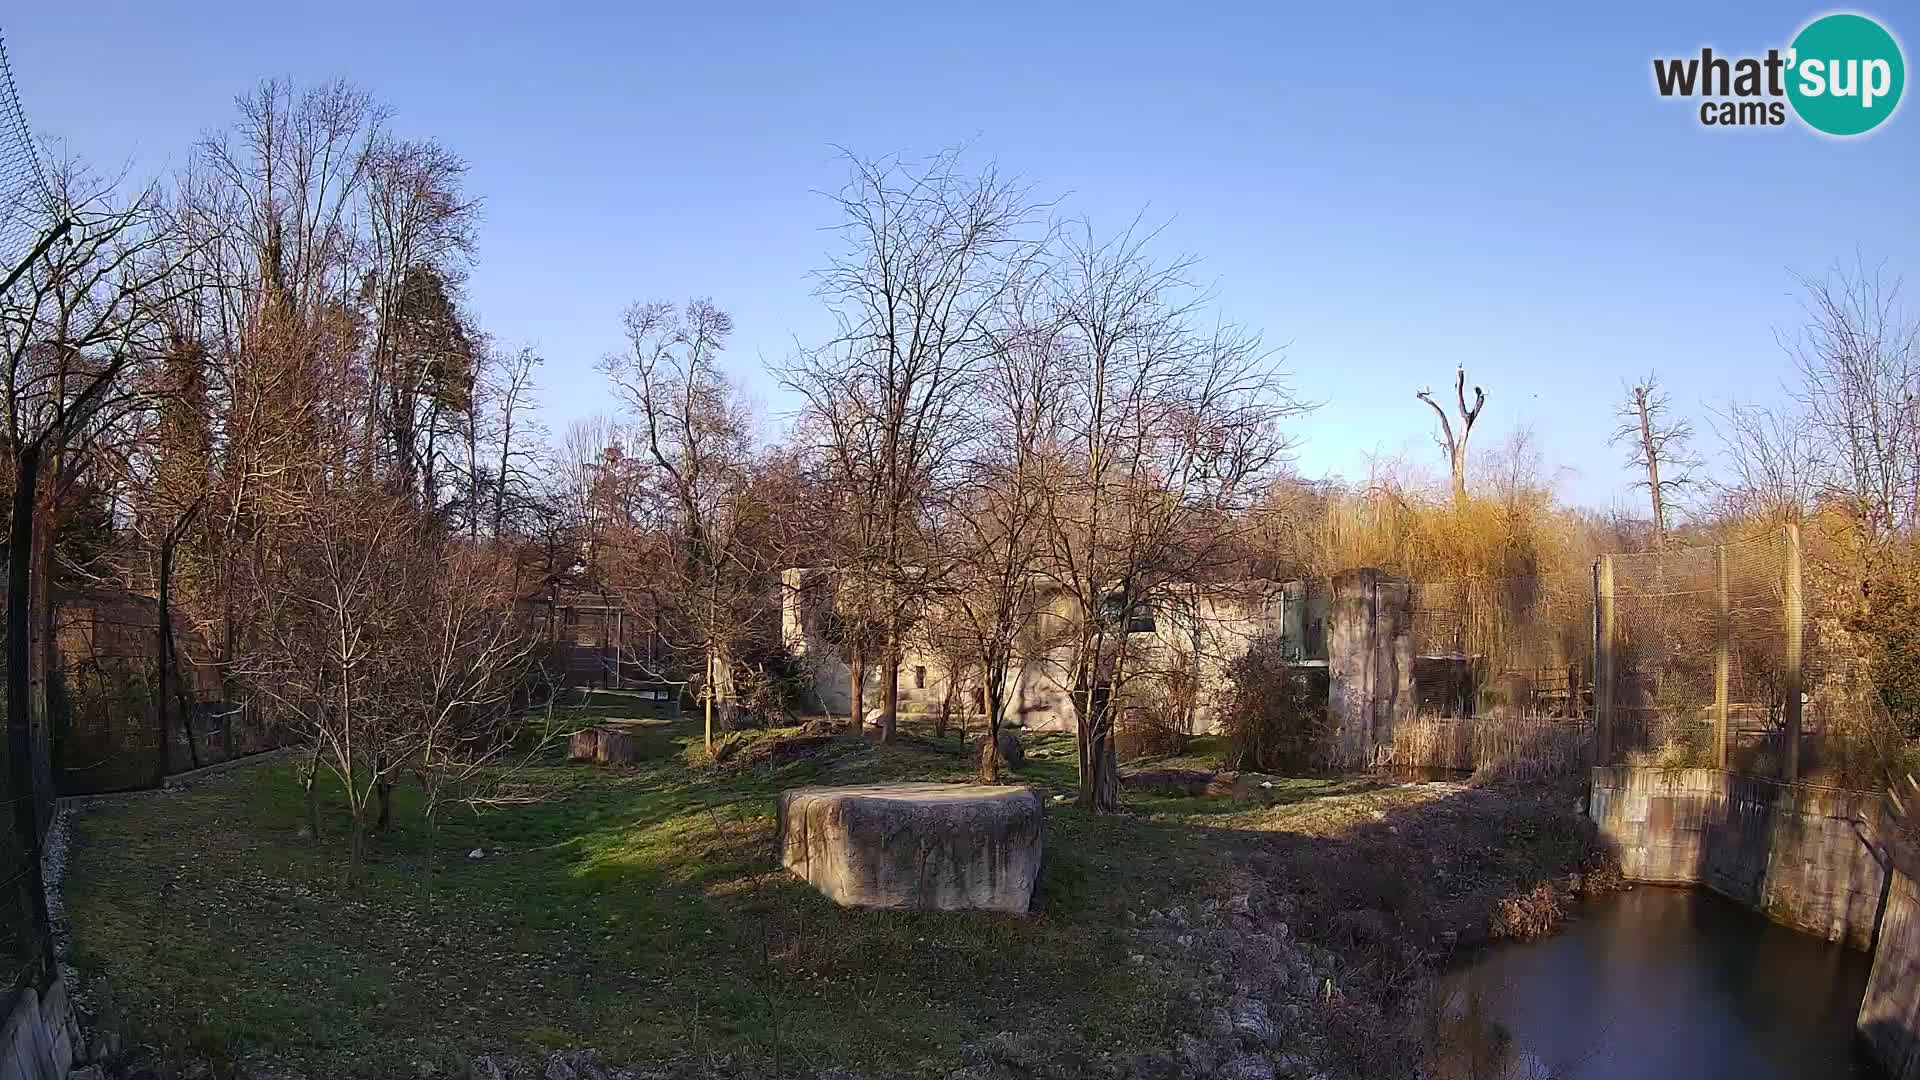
[6,2,1915,509]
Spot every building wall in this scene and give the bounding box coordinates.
[1328,570,1413,768]
[778,569,1328,734]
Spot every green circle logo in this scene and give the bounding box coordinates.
[1787,13,1905,136]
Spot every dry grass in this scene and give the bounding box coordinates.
[1392,714,1592,783]
[1490,882,1567,941]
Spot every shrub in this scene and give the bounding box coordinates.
[1220,632,1329,773]
[1115,705,1189,762]
[1491,882,1567,940]
[729,645,814,729]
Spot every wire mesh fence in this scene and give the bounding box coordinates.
[1410,575,1593,718]
[0,32,52,288]
[1596,525,1894,789]
[50,587,290,795]
[0,29,56,1015]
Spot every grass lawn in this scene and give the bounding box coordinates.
[62,703,1466,1078]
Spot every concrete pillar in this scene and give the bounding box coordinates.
[1329,568,1414,769]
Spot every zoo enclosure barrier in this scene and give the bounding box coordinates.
[1368,572,1596,777]
[1593,524,1882,787]
[49,588,291,796]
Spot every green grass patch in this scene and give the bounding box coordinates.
[62,724,1443,1077]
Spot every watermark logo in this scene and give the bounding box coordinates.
[1652,12,1904,136]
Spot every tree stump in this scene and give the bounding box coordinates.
[776,783,1045,913]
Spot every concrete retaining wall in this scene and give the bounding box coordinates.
[1591,765,1920,1079]
[1861,862,1920,1079]
[1588,766,1888,949]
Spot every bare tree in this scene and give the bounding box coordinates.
[1780,262,1918,538]
[1037,223,1303,811]
[783,148,1045,742]
[1,164,195,834]
[1708,399,1821,522]
[1417,366,1486,505]
[601,299,769,749]
[937,291,1063,779]
[1609,374,1698,549]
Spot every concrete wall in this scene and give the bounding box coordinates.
[0,974,79,1080]
[1589,767,1889,949]
[1590,766,1920,1077]
[1860,857,1920,1079]
[779,568,1327,735]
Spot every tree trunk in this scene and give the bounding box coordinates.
[220,598,236,759]
[345,810,366,888]
[28,449,57,813]
[4,446,51,980]
[703,648,715,751]
[848,646,865,734]
[1077,678,1122,813]
[302,741,322,839]
[1083,699,1122,812]
[935,680,952,739]
[978,669,1005,783]
[1635,387,1667,550]
[375,750,393,832]
[157,542,187,775]
[6,445,50,860]
[879,630,899,743]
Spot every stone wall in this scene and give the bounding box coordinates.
[0,974,79,1080]
[1588,766,1889,949]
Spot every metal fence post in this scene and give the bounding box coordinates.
[1715,542,1730,771]
[1782,523,1803,784]
[1594,555,1615,766]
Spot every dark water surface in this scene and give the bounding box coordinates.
[1439,885,1880,1079]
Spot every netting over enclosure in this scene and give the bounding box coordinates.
[0,29,54,1012]
[0,33,51,279]
[1597,526,1883,787]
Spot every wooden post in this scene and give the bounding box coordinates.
[1594,556,1615,766]
[1782,523,1803,784]
[1715,542,1730,771]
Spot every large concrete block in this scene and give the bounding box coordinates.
[776,783,1044,914]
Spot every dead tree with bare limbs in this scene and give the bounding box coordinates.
[1417,366,1486,504]
[1610,374,1698,550]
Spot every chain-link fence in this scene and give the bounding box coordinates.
[1596,525,1892,788]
